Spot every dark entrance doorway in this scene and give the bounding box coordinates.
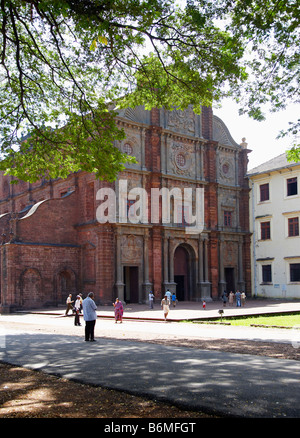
[174,245,189,301]
[56,269,76,305]
[123,266,139,303]
[174,275,185,301]
[225,268,235,293]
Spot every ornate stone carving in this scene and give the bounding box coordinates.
[170,142,194,176]
[219,156,234,182]
[121,235,143,262]
[166,107,195,135]
[120,134,141,166]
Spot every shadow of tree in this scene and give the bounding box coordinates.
[1,332,300,417]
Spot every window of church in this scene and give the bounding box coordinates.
[222,163,229,174]
[123,143,133,155]
[224,211,232,227]
[176,153,186,167]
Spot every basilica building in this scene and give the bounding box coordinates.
[0,106,251,312]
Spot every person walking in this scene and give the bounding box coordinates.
[222,291,228,307]
[82,292,97,341]
[171,292,177,308]
[74,295,81,326]
[161,294,170,322]
[241,291,246,307]
[65,294,74,316]
[79,293,83,313]
[113,298,124,323]
[235,290,241,307]
[148,291,154,309]
[165,289,171,306]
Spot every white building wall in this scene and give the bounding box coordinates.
[249,165,300,299]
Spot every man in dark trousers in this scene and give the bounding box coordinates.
[82,292,97,342]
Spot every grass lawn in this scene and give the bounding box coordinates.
[217,313,300,327]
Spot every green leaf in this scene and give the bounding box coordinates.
[90,39,97,51]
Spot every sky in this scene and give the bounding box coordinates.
[214,99,299,171]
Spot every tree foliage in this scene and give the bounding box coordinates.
[0,0,247,182]
[193,0,299,155]
[0,0,299,183]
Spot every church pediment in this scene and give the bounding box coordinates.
[213,116,240,148]
[117,105,150,125]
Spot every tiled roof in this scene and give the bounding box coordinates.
[247,153,298,176]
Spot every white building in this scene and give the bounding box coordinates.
[248,153,300,299]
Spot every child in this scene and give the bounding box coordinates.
[171,292,177,307]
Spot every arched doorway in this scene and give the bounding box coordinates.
[174,244,194,301]
[55,268,76,305]
[20,268,42,308]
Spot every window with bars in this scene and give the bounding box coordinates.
[123,143,133,155]
[261,221,271,240]
[176,153,186,167]
[288,217,299,237]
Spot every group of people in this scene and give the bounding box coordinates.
[65,292,98,341]
[66,288,176,340]
[222,290,246,307]
[148,289,176,321]
[160,289,177,321]
[67,288,247,338]
[65,293,124,342]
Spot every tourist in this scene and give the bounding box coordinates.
[171,292,177,307]
[74,295,81,326]
[113,298,124,323]
[235,290,241,307]
[148,291,154,309]
[222,291,228,307]
[241,291,246,307]
[82,292,97,341]
[165,289,172,305]
[79,293,83,312]
[229,291,234,306]
[161,294,170,322]
[65,294,74,316]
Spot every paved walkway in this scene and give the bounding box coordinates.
[23,297,300,322]
[1,299,300,418]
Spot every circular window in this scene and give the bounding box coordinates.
[222,163,230,174]
[176,153,186,167]
[123,143,133,155]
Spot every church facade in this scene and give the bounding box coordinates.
[0,106,251,312]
